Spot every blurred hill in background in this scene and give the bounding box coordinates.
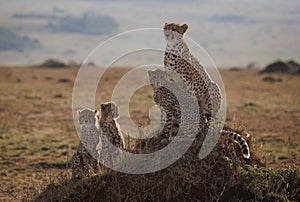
[260,60,300,75]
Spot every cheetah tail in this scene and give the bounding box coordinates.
[221,130,250,159]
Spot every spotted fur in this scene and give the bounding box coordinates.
[70,142,100,179]
[98,102,125,165]
[70,108,100,179]
[163,22,221,120]
[221,130,250,159]
[148,69,206,137]
[148,68,250,159]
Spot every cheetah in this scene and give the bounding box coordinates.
[163,22,221,120]
[148,69,250,159]
[148,68,206,138]
[97,102,126,166]
[133,68,203,153]
[221,128,251,159]
[70,108,101,179]
[70,142,100,179]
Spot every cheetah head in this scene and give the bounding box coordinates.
[77,108,97,125]
[100,102,119,120]
[163,23,188,41]
[148,68,167,87]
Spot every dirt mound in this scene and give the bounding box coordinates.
[260,60,300,74]
[32,123,300,201]
[33,126,283,202]
[41,59,68,68]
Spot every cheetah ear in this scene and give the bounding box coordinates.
[100,104,105,111]
[95,109,101,120]
[147,70,156,86]
[94,109,99,119]
[77,109,81,117]
[164,23,169,29]
[180,24,188,34]
[111,103,119,119]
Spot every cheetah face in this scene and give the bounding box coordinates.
[148,69,167,88]
[100,102,119,120]
[163,23,188,41]
[78,108,97,125]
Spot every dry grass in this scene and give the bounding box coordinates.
[0,66,299,201]
[222,69,300,169]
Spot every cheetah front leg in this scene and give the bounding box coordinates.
[200,81,221,121]
[70,143,88,180]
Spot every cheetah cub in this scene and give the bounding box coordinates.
[97,102,126,166]
[148,68,206,137]
[148,68,250,159]
[70,108,101,179]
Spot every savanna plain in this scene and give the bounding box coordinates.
[0,65,299,201]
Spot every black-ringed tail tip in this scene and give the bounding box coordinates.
[221,130,251,159]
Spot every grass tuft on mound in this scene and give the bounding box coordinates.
[32,126,299,201]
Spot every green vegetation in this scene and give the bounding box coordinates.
[237,165,300,201]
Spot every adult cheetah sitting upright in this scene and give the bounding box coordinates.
[163,23,221,121]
